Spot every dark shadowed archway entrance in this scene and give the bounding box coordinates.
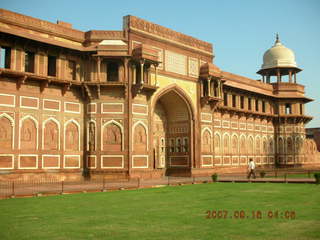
[152,88,194,176]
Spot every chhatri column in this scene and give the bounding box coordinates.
[276,69,281,83]
[288,70,292,83]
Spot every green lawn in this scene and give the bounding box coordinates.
[0,183,319,240]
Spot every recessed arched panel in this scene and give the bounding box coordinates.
[269,137,274,154]
[287,137,293,154]
[240,135,246,155]
[278,137,284,154]
[133,123,147,152]
[43,118,59,150]
[201,129,212,153]
[256,136,261,155]
[20,116,37,150]
[0,114,13,150]
[103,122,122,151]
[65,121,79,151]
[223,133,230,155]
[262,137,268,155]
[214,133,221,155]
[247,136,254,155]
[232,134,238,155]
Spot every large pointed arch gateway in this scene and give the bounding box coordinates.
[152,85,195,176]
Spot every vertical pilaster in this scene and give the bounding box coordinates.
[200,80,204,97]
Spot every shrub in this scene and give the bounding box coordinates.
[260,171,266,178]
[211,173,218,182]
[314,172,320,184]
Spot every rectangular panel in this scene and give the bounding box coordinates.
[64,102,80,114]
[132,155,148,168]
[101,155,124,168]
[214,156,222,166]
[232,156,239,165]
[87,103,97,114]
[239,123,246,130]
[261,126,267,133]
[223,156,231,165]
[132,104,148,115]
[87,155,97,169]
[201,155,213,167]
[19,155,38,169]
[255,156,261,164]
[231,122,238,129]
[262,157,268,164]
[201,113,212,123]
[101,103,124,114]
[247,124,253,131]
[20,96,39,109]
[285,127,293,133]
[268,156,275,164]
[64,155,80,169]
[0,93,15,107]
[188,57,199,77]
[287,156,294,163]
[169,156,188,167]
[240,156,247,165]
[0,154,14,169]
[42,155,60,169]
[165,50,187,75]
[43,99,61,111]
[222,120,230,128]
[214,119,221,128]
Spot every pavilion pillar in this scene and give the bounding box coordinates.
[132,65,136,84]
[200,80,204,97]
[140,60,144,84]
[207,77,211,97]
[96,57,101,82]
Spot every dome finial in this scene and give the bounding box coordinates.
[275,33,280,44]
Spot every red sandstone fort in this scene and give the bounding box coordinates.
[0,9,319,181]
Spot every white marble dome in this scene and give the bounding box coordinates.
[261,35,297,70]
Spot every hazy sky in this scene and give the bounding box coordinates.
[1,0,319,127]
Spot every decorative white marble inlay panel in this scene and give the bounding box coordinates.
[165,50,187,75]
[188,57,199,77]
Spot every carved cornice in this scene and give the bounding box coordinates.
[84,31,126,41]
[0,8,85,43]
[124,15,213,56]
